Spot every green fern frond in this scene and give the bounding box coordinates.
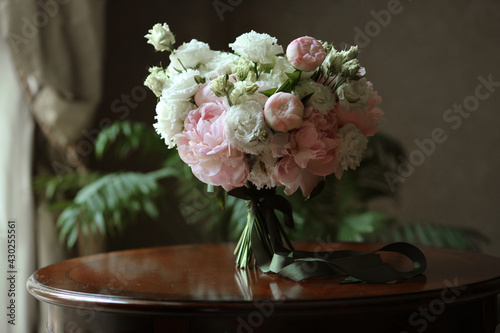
[56,168,176,248]
[33,172,102,202]
[95,121,167,160]
[336,211,395,242]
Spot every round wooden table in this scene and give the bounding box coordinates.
[27,243,500,333]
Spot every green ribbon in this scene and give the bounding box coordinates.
[228,186,427,283]
[266,242,427,283]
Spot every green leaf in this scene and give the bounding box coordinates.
[260,88,277,97]
[142,199,159,219]
[259,70,301,97]
[58,207,79,242]
[94,121,167,160]
[94,211,106,235]
[300,93,314,105]
[67,227,79,248]
[214,186,227,210]
[149,166,178,180]
[54,170,170,248]
[285,70,301,82]
[33,172,102,204]
[45,200,75,211]
[307,180,325,200]
[276,70,301,93]
[337,212,390,242]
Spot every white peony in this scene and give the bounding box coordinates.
[154,98,196,148]
[229,31,283,64]
[168,39,216,71]
[337,78,372,111]
[294,80,336,114]
[248,147,278,190]
[145,23,175,52]
[335,123,368,178]
[162,69,201,100]
[225,100,271,155]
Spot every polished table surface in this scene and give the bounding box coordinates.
[28,243,500,332]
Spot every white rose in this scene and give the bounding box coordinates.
[248,147,278,190]
[168,39,216,71]
[335,123,368,178]
[229,31,283,64]
[199,51,240,80]
[337,78,372,111]
[162,69,201,100]
[225,100,271,155]
[145,23,175,52]
[294,80,336,114]
[154,98,196,148]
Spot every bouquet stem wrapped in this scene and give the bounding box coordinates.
[230,185,294,269]
[229,185,427,283]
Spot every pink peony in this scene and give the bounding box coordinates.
[289,110,341,176]
[177,102,249,191]
[194,81,225,106]
[286,36,326,72]
[263,92,304,132]
[335,91,384,136]
[273,156,324,197]
[272,109,341,197]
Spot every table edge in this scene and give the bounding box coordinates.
[27,274,500,316]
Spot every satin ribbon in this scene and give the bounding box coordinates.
[228,186,427,283]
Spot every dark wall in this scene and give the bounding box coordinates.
[95,0,500,255]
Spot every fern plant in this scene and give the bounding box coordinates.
[35,122,177,247]
[35,120,488,251]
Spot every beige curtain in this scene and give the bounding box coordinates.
[0,0,106,151]
[0,32,36,333]
[0,1,107,331]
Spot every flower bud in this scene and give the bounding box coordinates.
[324,50,343,75]
[263,92,304,132]
[230,81,259,105]
[344,45,358,61]
[320,41,334,54]
[286,36,326,72]
[144,66,167,97]
[341,59,362,77]
[210,74,234,98]
[145,23,175,52]
[234,58,254,81]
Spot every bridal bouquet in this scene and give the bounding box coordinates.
[144,24,425,282]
